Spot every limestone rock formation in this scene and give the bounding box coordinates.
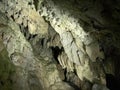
[0,0,120,90]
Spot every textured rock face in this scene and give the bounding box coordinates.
[0,0,120,90]
[0,1,74,90]
[92,84,110,90]
[38,0,106,84]
[0,38,15,90]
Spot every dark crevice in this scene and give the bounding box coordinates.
[106,74,120,90]
[28,2,32,5]
[0,81,4,86]
[63,69,67,81]
[41,38,44,46]
[50,46,63,63]
[33,0,39,10]
[10,15,15,21]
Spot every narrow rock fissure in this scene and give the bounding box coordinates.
[50,46,63,63]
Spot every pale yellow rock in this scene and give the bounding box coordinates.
[58,52,74,72]
[86,42,104,62]
[28,21,37,34]
[28,10,48,35]
[75,60,94,82]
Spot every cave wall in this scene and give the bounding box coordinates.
[0,0,120,90]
